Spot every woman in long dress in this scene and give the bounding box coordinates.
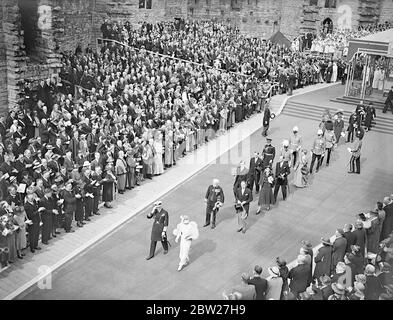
[13,206,27,257]
[152,134,164,175]
[173,215,199,272]
[257,167,274,213]
[102,166,116,208]
[378,68,385,91]
[115,151,127,194]
[293,149,309,188]
[331,62,338,83]
[164,130,174,167]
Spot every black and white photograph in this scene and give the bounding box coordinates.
[0,0,393,305]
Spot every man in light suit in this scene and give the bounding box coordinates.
[234,180,253,233]
[331,228,347,273]
[64,150,74,174]
[273,156,290,203]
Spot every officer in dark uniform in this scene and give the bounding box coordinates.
[38,188,56,245]
[24,194,41,253]
[91,167,102,216]
[248,152,263,194]
[262,137,276,169]
[82,169,94,221]
[146,200,169,260]
[204,178,225,229]
[262,105,271,137]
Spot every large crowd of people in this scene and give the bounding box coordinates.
[0,17,392,301]
[101,19,351,90]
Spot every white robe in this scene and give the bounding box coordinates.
[173,221,199,267]
[331,63,338,83]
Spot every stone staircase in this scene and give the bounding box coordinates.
[282,100,393,135]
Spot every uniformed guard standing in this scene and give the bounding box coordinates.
[310,129,326,174]
[289,126,302,167]
[348,136,363,174]
[146,200,169,260]
[204,178,225,229]
[262,105,271,137]
[262,137,276,169]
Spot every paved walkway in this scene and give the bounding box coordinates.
[0,82,339,300]
[18,84,393,300]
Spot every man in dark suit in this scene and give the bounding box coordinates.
[343,223,356,253]
[234,180,253,233]
[383,86,393,114]
[331,228,347,272]
[262,105,271,137]
[38,188,56,245]
[352,221,366,256]
[245,265,268,300]
[288,255,310,297]
[204,178,225,229]
[248,152,263,194]
[273,156,290,203]
[24,194,42,253]
[262,137,275,169]
[146,201,169,260]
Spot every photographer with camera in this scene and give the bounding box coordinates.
[146,200,169,260]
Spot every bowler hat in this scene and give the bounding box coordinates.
[321,237,332,246]
[301,240,313,249]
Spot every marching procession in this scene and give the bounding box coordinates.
[0,11,392,302]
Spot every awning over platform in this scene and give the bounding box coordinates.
[347,28,393,60]
[268,31,291,48]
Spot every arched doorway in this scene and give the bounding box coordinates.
[322,18,333,34]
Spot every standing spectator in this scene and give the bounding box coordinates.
[222,273,256,300]
[288,255,310,297]
[343,223,356,253]
[115,151,127,194]
[313,237,332,280]
[245,265,268,300]
[381,196,393,241]
[353,221,366,256]
[364,264,383,300]
[61,181,76,233]
[331,228,347,272]
[276,257,289,299]
[101,166,116,209]
[24,194,41,253]
[13,206,27,259]
[266,266,283,300]
[328,283,346,300]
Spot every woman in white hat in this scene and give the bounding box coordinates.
[266,266,283,300]
[289,126,302,167]
[173,215,199,271]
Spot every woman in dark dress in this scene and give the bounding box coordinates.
[257,166,274,214]
[74,182,84,227]
[102,166,116,208]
